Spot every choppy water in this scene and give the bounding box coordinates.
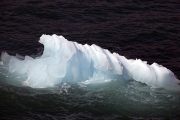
[0,0,180,119]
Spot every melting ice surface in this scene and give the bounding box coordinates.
[0,34,180,91]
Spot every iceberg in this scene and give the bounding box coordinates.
[0,34,180,90]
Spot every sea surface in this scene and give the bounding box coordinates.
[0,0,180,119]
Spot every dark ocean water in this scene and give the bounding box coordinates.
[0,0,180,119]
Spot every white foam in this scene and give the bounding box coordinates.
[1,34,180,90]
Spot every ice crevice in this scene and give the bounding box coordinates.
[0,34,179,91]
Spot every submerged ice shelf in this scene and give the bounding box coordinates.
[0,34,180,90]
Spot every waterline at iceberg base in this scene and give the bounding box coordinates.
[0,34,180,119]
[0,34,180,91]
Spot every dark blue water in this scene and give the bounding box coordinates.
[0,0,180,119]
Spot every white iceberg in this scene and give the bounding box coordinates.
[1,34,180,90]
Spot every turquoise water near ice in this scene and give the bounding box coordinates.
[0,66,180,119]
